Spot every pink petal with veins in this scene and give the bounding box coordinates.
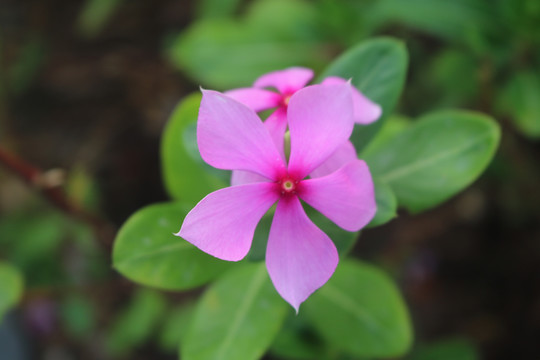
[287,83,354,179]
[310,141,357,178]
[177,182,279,261]
[300,160,376,232]
[266,196,338,312]
[322,77,382,124]
[197,90,285,180]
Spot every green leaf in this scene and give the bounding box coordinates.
[304,259,412,358]
[409,338,479,360]
[270,314,327,360]
[498,72,540,138]
[59,295,96,339]
[113,202,232,290]
[364,110,500,212]
[369,0,491,42]
[0,262,23,320]
[367,180,397,228]
[182,262,288,360]
[159,302,196,352]
[106,289,167,356]
[319,37,408,151]
[161,93,227,205]
[167,0,328,89]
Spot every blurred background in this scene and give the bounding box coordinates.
[0,0,539,359]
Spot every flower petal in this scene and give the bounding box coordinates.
[230,170,268,186]
[198,90,286,179]
[224,88,281,112]
[177,182,279,261]
[254,67,314,95]
[322,77,382,124]
[287,83,354,179]
[264,108,288,160]
[310,141,357,178]
[299,159,376,232]
[266,196,338,312]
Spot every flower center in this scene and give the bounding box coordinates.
[280,93,293,108]
[279,177,298,195]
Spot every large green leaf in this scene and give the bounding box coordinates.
[167,0,328,89]
[0,262,23,320]
[364,110,500,212]
[182,262,288,360]
[498,71,540,138]
[161,93,227,205]
[319,37,408,151]
[304,259,412,358]
[113,202,231,290]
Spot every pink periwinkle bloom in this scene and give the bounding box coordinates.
[176,83,376,311]
[225,67,382,150]
[226,67,382,186]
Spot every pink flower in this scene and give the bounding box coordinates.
[225,67,382,152]
[176,83,376,311]
[226,67,382,186]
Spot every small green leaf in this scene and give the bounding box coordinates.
[367,180,398,228]
[161,93,227,205]
[59,295,96,339]
[0,262,23,320]
[304,259,412,358]
[182,262,288,360]
[410,338,479,360]
[319,37,408,151]
[364,110,500,212]
[498,71,540,138]
[113,202,231,290]
[106,289,167,356]
[270,314,327,360]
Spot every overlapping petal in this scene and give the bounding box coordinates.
[287,83,354,179]
[264,108,288,160]
[197,90,286,180]
[266,196,339,312]
[310,141,357,178]
[322,77,382,124]
[177,183,279,261]
[224,88,281,112]
[299,160,376,232]
[254,67,314,95]
[230,170,268,186]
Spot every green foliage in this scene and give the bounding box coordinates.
[196,0,243,19]
[409,338,479,360]
[304,259,412,358]
[167,0,328,89]
[367,180,398,227]
[161,93,227,205]
[113,202,231,290]
[182,262,288,360]
[59,295,96,339]
[0,262,23,321]
[498,72,540,138]
[270,314,326,360]
[158,302,196,352]
[364,110,500,212]
[369,0,491,42]
[77,0,124,37]
[106,289,167,355]
[320,37,408,151]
